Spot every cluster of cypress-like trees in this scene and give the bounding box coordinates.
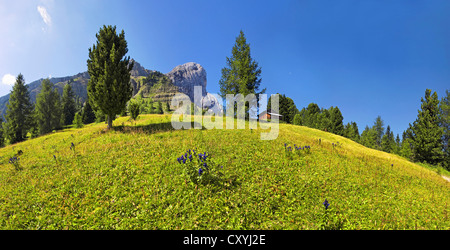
[292,103,345,136]
[360,116,399,154]
[266,94,299,124]
[129,95,167,115]
[0,74,95,146]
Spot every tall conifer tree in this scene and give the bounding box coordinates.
[219,30,266,119]
[381,125,395,153]
[267,94,298,123]
[329,106,344,136]
[62,83,77,126]
[344,121,360,142]
[219,30,265,98]
[87,25,133,129]
[0,117,4,147]
[361,125,377,149]
[3,74,34,143]
[373,116,385,150]
[81,98,96,124]
[35,79,62,135]
[407,89,444,164]
[400,129,413,160]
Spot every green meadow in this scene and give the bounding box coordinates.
[0,114,449,229]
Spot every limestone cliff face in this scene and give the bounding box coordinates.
[166,62,207,100]
[201,92,222,114]
[165,62,221,111]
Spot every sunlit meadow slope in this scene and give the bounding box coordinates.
[0,114,448,229]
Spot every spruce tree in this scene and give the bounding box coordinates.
[286,97,299,124]
[296,108,306,126]
[344,121,360,142]
[401,129,413,160]
[73,112,83,128]
[360,126,370,147]
[318,108,331,132]
[87,25,134,129]
[0,117,4,147]
[3,74,34,144]
[28,110,40,139]
[278,94,288,123]
[294,103,321,129]
[343,123,351,138]
[35,79,62,135]
[373,116,385,150]
[407,89,444,165]
[82,98,96,124]
[305,103,320,128]
[351,122,360,142]
[267,94,299,124]
[393,134,401,155]
[329,106,344,136]
[361,125,377,149]
[156,101,163,114]
[293,114,302,126]
[381,125,395,153]
[61,83,77,126]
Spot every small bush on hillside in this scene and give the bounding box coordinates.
[129,101,140,121]
[73,113,83,128]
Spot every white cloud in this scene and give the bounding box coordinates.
[2,74,16,86]
[37,6,52,26]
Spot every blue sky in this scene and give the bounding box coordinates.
[0,0,449,136]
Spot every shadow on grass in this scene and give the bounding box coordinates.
[112,121,205,135]
[196,174,242,193]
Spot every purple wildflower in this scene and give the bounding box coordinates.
[323,199,330,210]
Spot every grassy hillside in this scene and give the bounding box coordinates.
[0,114,448,229]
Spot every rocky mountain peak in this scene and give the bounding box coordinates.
[129,59,151,77]
[165,62,221,112]
[166,62,207,99]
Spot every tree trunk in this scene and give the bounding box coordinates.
[107,115,113,129]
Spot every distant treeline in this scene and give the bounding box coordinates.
[270,89,450,171]
[0,75,98,146]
